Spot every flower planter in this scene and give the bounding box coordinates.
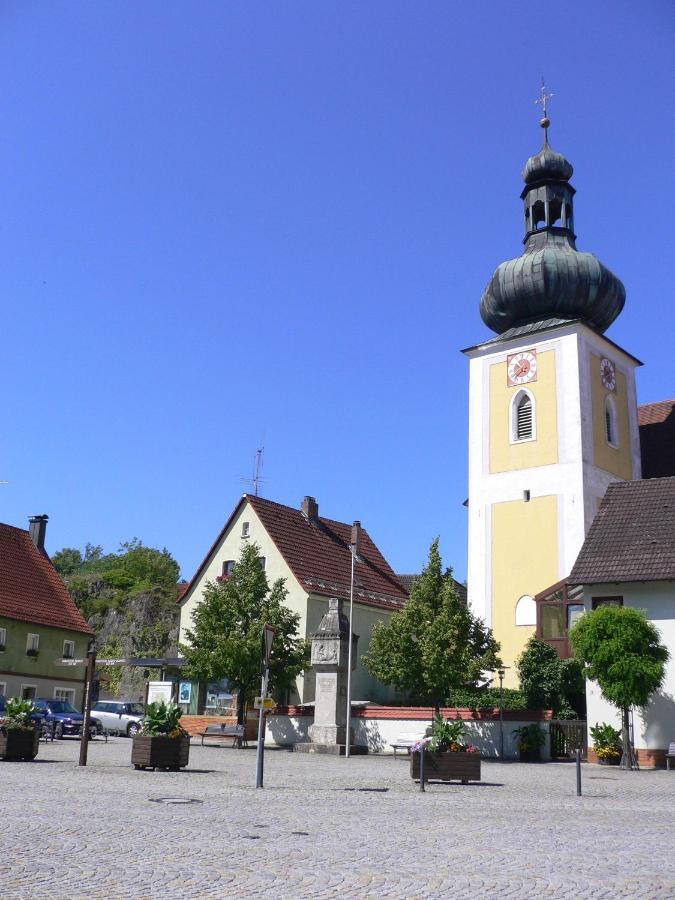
[518,748,541,763]
[0,727,40,761]
[131,735,190,771]
[410,751,481,783]
[598,755,620,766]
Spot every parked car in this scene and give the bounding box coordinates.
[92,700,145,736]
[32,699,102,740]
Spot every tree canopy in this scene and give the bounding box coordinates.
[516,636,585,718]
[570,605,668,710]
[363,539,501,709]
[180,542,308,722]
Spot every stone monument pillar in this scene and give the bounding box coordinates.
[296,597,366,754]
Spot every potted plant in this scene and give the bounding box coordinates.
[0,698,40,761]
[410,715,481,783]
[131,701,190,771]
[590,722,621,766]
[513,723,546,762]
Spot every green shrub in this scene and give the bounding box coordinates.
[445,687,528,711]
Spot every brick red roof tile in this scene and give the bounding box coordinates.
[248,496,408,610]
[0,523,93,635]
[182,496,409,611]
[569,477,675,584]
[638,399,675,479]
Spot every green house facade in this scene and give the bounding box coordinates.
[0,516,93,708]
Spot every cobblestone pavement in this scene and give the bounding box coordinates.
[1,736,674,899]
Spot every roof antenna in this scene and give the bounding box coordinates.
[241,447,265,497]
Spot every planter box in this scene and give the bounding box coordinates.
[410,751,481,783]
[0,727,40,761]
[518,748,542,762]
[131,735,190,771]
[598,755,621,766]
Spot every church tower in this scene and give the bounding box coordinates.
[464,104,642,685]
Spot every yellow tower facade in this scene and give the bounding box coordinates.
[464,123,641,685]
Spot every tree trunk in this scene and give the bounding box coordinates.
[236,690,246,727]
[620,706,631,770]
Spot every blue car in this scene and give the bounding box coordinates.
[32,699,102,740]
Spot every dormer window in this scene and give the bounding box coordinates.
[241,521,250,538]
[511,390,535,443]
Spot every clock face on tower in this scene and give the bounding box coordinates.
[507,350,537,386]
[600,357,616,391]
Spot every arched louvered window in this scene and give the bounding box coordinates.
[605,395,618,447]
[513,391,534,441]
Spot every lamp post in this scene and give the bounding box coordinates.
[497,667,510,759]
[345,543,357,758]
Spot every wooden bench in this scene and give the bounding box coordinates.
[200,723,247,748]
[390,732,427,759]
[666,742,675,770]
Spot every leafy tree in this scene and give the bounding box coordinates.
[516,637,585,718]
[363,539,501,713]
[570,606,669,766]
[98,637,125,697]
[52,548,84,576]
[179,543,308,724]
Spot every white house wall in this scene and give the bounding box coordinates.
[582,581,675,753]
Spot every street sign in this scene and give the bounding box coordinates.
[96,659,128,665]
[54,659,86,666]
[254,696,275,710]
[261,624,276,669]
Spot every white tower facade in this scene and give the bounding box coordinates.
[464,121,641,683]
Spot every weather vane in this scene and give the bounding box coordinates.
[534,77,553,140]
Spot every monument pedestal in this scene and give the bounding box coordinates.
[294,597,368,755]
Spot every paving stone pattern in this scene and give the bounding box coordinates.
[1,737,674,899]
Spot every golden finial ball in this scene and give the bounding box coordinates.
[540,116,550,129]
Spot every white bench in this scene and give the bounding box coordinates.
[666,742,675,770]
[390,732,427,759]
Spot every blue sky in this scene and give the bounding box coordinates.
[1,2,673,582]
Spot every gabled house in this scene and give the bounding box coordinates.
[0,515,94,707]
[178,495,409,713]
[567,477,675,767]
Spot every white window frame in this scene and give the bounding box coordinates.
[26,633,40,653]
[62,640,75,659]
[0,682,6,697]
[20,684,37,700]
[53,687,76,704]
[510,388,536,444]
[0,627,6,650]
[241,521,250,538]
[605,394,618,448]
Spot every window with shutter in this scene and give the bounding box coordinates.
[516,394,533,440]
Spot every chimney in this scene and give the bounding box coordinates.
[351,520,361,554]
[301,496,319,522]
[29,514,49,553]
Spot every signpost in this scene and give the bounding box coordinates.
[255,624,276,789]
[79,646,97,767]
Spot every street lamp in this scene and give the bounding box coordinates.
[497,667,510,759]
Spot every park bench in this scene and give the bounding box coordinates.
[390,731,427,759]
[666,742,675,770]
[200,723,247,749]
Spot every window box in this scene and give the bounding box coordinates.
[26,649,39,658]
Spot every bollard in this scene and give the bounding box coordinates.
[576,748,582,796]
[419,745,425,792]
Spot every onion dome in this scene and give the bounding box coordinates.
[480,128,625,335]
[522,142,573,184]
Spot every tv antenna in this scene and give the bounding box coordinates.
[241,447,265,497]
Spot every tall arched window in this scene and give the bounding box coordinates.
[605,395,618,447]
[511,390,535,442]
